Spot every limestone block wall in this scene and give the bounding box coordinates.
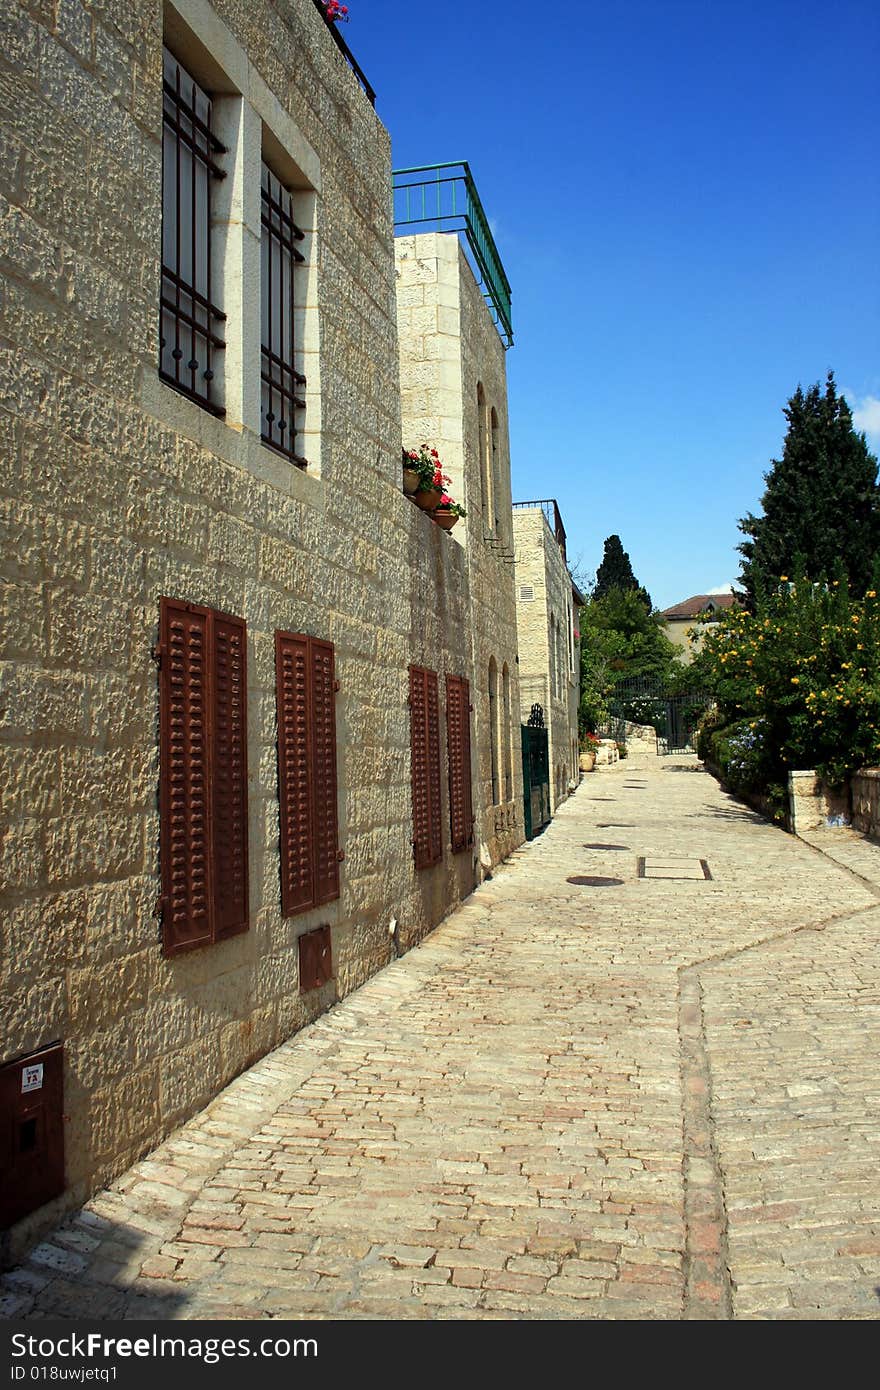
[512,507,580,810]
[395,233,523,867]
[849,769,880,840]
[0,0,496,1243]
[788,771,851,835]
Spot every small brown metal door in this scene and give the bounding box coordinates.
[0,1042,64,1229]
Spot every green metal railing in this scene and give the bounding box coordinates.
[392,162,513,348]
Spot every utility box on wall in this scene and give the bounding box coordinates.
[0,1043,65,1230]
[298,926,333,993]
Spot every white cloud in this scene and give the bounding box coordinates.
[706,583,734,594]
[842,389,880,443]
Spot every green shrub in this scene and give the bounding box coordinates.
[691,568,880,788]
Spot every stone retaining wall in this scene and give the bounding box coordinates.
[851,768,880,841]
[788,771,850,834]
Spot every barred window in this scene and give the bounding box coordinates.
[261,164,307,465]
[160,48,226,414]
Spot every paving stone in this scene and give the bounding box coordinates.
[3,753,878,1321]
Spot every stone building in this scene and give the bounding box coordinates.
[512,500,582,812]
[0,0,522,1255]
[393,171,522,865]
[661,592,738,662]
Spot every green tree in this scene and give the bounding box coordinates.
[738,372,880,607]
[594,535,652,609]
[692,560,880,790]
[578,588,678,736]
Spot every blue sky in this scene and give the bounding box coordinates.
[350,0,879,609]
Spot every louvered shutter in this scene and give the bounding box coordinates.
[311,638,340,905]
[409,665,442,868]
[446,674,474,853]
[159,599,213,955]
[211,612,248,940]
[426,671,442,864]
[276,632,315,915]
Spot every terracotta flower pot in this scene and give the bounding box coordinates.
[414,488,442,511]
[403,467,421,494]
[432,509,459,530]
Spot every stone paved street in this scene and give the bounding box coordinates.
[3,754,879,1320]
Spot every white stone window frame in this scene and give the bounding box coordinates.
[145,0,323,504]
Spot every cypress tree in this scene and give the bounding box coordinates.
[594,535,652,609]
[738,372,880,606]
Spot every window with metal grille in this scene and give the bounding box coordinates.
[157,598,248,956]
[409,665,442,869]
[275,631,341,916]
[261,164,307,465]
[160,48,226,414]
[446,674,474,853]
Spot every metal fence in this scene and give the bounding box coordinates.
[392,162,513,347]
[605,679,711,755]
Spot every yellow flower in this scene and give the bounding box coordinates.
[867,591,876,599]
[780,575,789,582]
[791,676,800,685]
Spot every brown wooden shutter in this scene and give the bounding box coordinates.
[159,598,249,956]
[446,674,474,853]
[159,599,213,955]
[276,631,340,916]
[410,664,442,868]
[311,638,340,905]
[276,632,315,915]
[211,612,248,940]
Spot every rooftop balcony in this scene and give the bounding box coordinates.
[513,499,567,559]
[392,162,513,348]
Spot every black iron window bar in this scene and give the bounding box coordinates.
[160,50,226,415]
[261,164,307,467]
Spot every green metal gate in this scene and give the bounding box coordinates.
[521,706,550,839]
[607,680,710,755]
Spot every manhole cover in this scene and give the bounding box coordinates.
[567,875,623,887]
[596,822,634,828]
[583,842,629,851]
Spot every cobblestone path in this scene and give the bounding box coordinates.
[3,756,879,1320]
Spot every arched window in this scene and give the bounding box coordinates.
[477,383,492,533]
[488,657,499,805]
[502,662,512,801]
[490,407,499,538]
[549,615,557,699]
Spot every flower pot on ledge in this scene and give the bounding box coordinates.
[403,467,421,494]
[432,509,460,530]
[414,488,442,511]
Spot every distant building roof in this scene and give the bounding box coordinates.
[661,593,739,621]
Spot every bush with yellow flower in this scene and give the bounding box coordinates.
[691,564,880,793]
